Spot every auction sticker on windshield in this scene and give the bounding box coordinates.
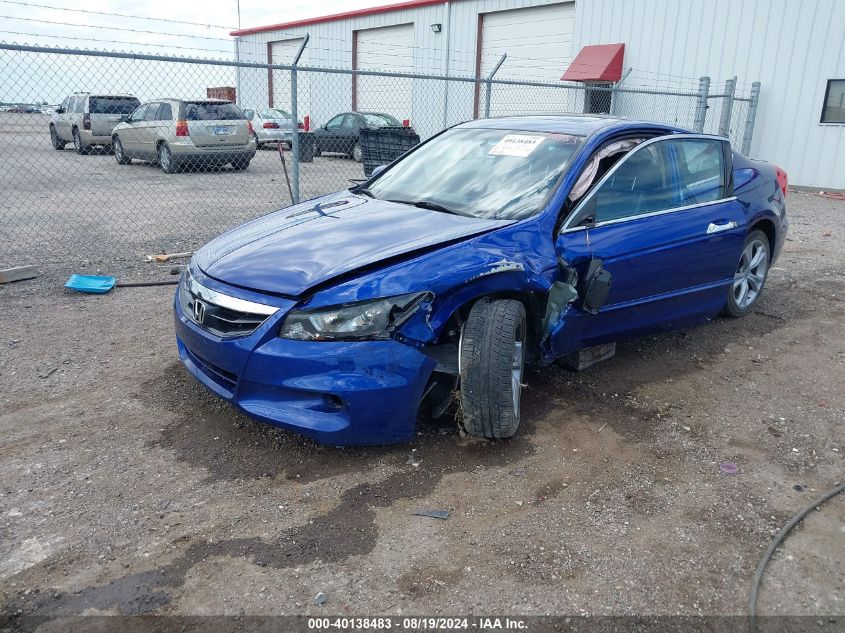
[488,134,545,157]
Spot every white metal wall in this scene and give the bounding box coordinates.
[573,0,845,188]
[355,23,415,119]
[235,0,845,187]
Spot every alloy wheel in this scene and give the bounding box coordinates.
[511,325,525,416]
[733,239,768,310]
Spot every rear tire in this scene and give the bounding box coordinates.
[72,128,89,155]
[724,229,770,317]
[231,157,250,171]
[113,136,131,165]
[459,298,527,439]
[351,142,363,162]
[158,143,177,174]
[50,125,65,150]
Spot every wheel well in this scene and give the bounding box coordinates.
[439,290,545,356]
[749,218,776,254]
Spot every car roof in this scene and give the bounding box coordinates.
[457,114,688,137]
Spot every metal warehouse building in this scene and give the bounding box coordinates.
[232,0,845,189]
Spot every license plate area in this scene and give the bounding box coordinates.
[213,126,230,135]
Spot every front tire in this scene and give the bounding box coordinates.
[113,136,131,165]
[50,126,65,150]
[725,229,770,317]
[459,298,527,439]
[72,128,89,155]
[158,143,177,174]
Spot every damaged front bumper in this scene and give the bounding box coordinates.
[173,278,437,446]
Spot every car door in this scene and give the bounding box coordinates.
[154,102,174,150]
[340,113,360,152]
[54,97,71,140]
[119,104,148,155]
[319,114,347,153]
[550,134,746,353]
[138,102,160,159]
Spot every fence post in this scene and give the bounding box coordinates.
[484,54,506,118]
[741,81,761,155]
[693,76,710,132]
[718,76,736,137]
[290,34,309,205]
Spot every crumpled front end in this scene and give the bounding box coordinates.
[173,268,436,446]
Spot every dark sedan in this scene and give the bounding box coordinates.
[313,111,402,161]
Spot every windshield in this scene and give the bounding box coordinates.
[364,128,583,220]
[89,96,140,115]
[361,113,401,127]
[183,101,245,121]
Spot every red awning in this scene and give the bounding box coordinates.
[561,43,625,83]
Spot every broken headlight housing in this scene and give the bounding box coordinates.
[279,292,432,341]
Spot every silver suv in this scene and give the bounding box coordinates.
[111,99,256,173]
[50,93,140,154]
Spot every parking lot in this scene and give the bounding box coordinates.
[1,169,843,625]
[0,113,361,271]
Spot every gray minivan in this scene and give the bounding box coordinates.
[111,99,256,173]
[50,93,140,154]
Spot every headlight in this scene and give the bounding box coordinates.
[279,292,432,341]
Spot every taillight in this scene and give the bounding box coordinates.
[247,120,254,135]
[83,112,90,130]
[175,120,189,137]
[775,166,788,198]
[262,121,279,129]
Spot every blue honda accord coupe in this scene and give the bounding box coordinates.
[174,115,788,446]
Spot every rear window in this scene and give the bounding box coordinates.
[261,109,290,119]
[361,113,400,127]
[183,102,245,121]
[89,96,140,115]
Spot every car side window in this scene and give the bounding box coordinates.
[157,103,172,121]
[130,104,148,122]
[669,139,727,205]
[243,109,254,120]
[326,115,345,129]
[342,114,358,129]
[591,142,675,223]
[60,97,70,112]
[74,97,85,114]
[144,104,160,121]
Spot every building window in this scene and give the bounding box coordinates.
[821,79,845,123]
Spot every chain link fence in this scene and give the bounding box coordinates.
[0,43,760,274]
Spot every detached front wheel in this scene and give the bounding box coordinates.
[459,298,526,439]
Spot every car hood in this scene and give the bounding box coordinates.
[194,192,512,297]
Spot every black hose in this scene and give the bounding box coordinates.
[115,279,180,287]
[749,480,845,632]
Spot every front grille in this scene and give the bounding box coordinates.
[179,272,277,338]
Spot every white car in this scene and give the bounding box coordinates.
[242,108,298,148]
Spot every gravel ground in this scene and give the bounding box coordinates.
[0,188,843,624]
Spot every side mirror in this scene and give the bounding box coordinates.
[371,165,387,178]
[56,108,64,114]
[120,115,131,123]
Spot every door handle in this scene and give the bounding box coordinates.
[707,221,738,235]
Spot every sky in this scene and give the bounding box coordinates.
[0,0,384,58]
